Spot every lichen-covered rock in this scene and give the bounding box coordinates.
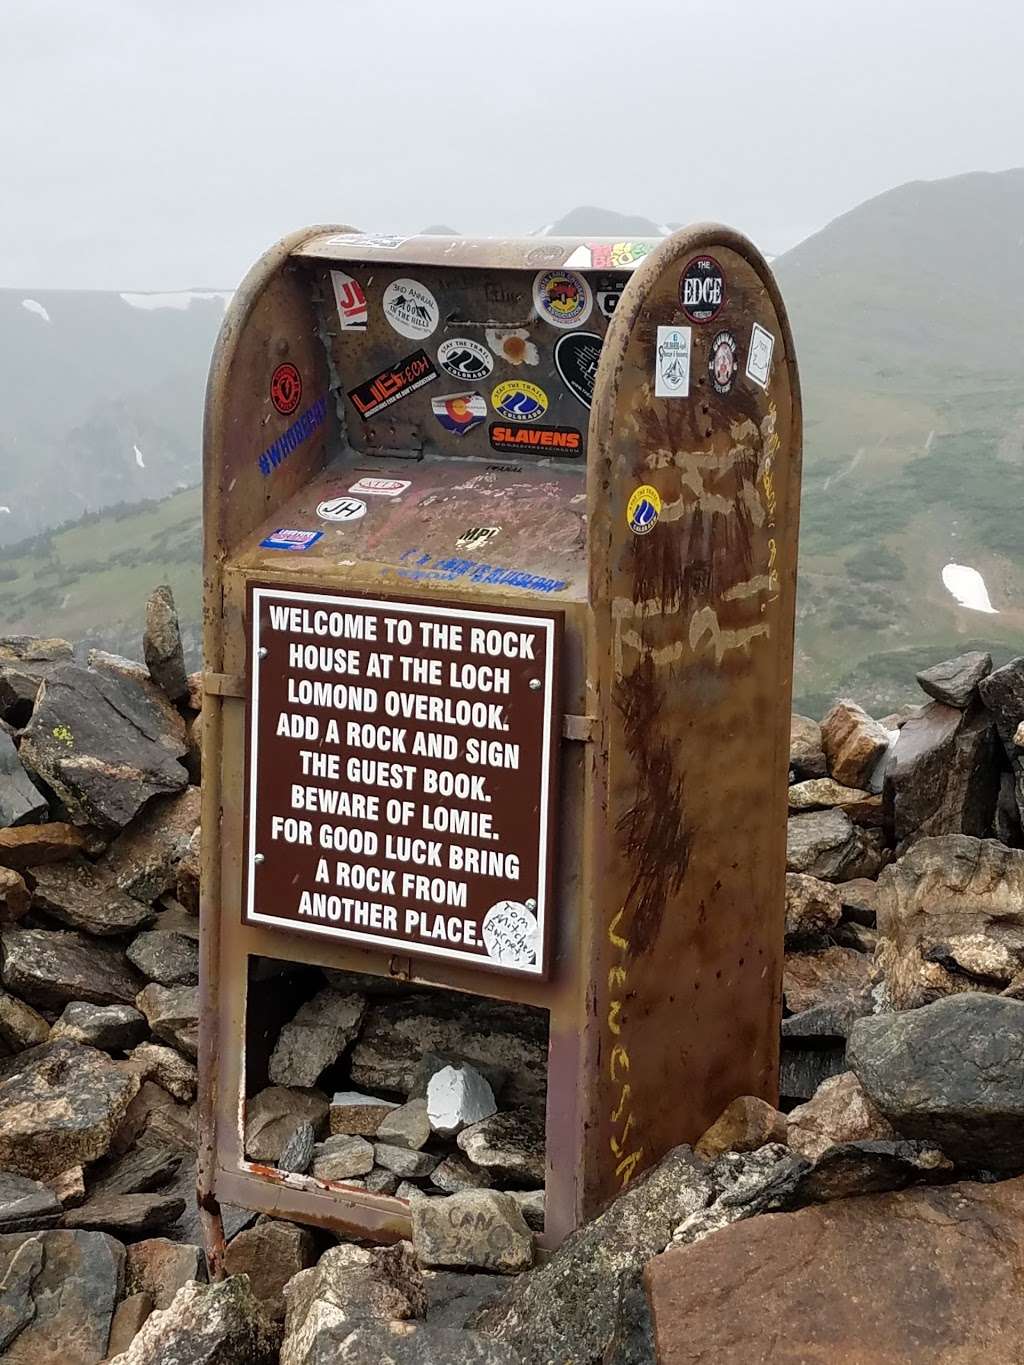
[311,1134,375,1182]
[0,989,50,1051]
[328,1091,398,1137]
[135,984,198,1058]
[458,1109,545,1185]
[125,1237,204,1310]
[268,988,365,1089]
[122,1043,197,1102]
[784,873,843,942]
[789,714,826,780]
[108,1275,280,1364]
[98,786,201,903]
[30,858,155,936]
[671,1145,810,1247]
[126,930,199,986]
[785,809,862,880]
[412,1190,533,1273]
[143,585,189,703]
[50,1002,148,1051]
[0,1228,125,1365]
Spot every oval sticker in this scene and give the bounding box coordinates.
[491,380,549,423]
[532,270,593,329]
[382,278,439,340]
[317,496,367,523]
[437,338,494,383]
[627,485,661,536]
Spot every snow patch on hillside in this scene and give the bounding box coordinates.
[21,299,51,322]
[120,291,232,312]
[942,563,998,614]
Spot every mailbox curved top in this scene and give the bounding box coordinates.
[292,232,666,272]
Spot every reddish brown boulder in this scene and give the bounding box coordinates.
[0,822,88,870]
[694,1096,788,1162]
[646,1177,1024,1364]
[821,700,891,788]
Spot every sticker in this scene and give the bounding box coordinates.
[348,477,411,497]
[457,526,501,550]
[596,276,625,319]
[746,323,775,390]
[348,350,438,420]
[532,270,593,330]
[431,392,487,436]
[482,900,539,966]
[627,485,661,537]
[491,380,548,423]
[382,278,439,340]
[260,529,323,551]
[554,332,602,409]
[317,496,367,522]
[525,244,566,267]
[438,338,493,383]
[655,326,692,398]
[564,241,654,270]
[270,363,302,416]
[485,328,539,367]
[395,549,568,594]
[680,255,725,323]
[489,424,582,455]
[258,397,328,477]
[708,330,738,395]
[330,270,368,330]
[325,232,408,249]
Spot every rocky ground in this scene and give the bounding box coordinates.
[2,595,1024,1362]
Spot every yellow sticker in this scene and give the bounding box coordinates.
[491,380,548,423]
[626,485,661,536]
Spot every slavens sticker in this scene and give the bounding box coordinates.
[347,350,438,420]
[489,423,582,455]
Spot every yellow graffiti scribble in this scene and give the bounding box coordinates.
[688,607,771,662]
[615,1149,645,1184]
[607,908,629,951]
[611,1084,632,1124]
[607,1000,623,1036]
[610,1044,630,1083]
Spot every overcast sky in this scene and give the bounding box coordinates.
[3,0,1023,291]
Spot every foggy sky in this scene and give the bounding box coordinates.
[4,0,1023,291]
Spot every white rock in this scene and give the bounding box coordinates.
[426,1064,497,1138]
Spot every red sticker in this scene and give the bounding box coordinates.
[270,363,303,415]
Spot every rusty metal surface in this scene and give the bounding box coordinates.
[296,233,662,272]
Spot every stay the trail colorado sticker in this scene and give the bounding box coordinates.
[680,255,725,323]
[627,485,661,536]
[708,330,738,394]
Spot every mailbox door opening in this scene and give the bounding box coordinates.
[241,955,549,1232]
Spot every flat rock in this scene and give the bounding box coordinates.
[30,857,155,937]
[821,699,892,788]
[123,1042,197,1101]
[779,1041,848,1102]
[412,1189,533,1273]
[312,1134,375,1182]
[278,1119,315,1174]
[329,1090,398,1136]
[245,1086,329,1162]
[108,1275,280,1364]
[50,1002,148,1052]
[0,1039,139,1180]
[0,1237,42,1353]
[113,1080,194,1155]
[223,1219,315,1320]
[0,1172,61,1233]
[19,664,188,833]
[784,872,843,942]
[0,822,88,870]
[126,1236,204,1309]
[849,992,1024,1170]
[0,1228,124,1365]
[135,983,198,1058]
[917,650,992,708]
[105,1292,153,1359]
[786,1070,896,1161]
[458,1108,545,1185]
[795,1139,953,1203]
[126,929,199,986]
[269,987,366,1089]
[0,729,47,828]
[789,714,827,780]
[0,866,30,922]
[377,1097,432,1150]
[471,1144,712,1365]
[0,990,50,1051]
[89,1143,183,1199]
[1,925,145,1009]
[785,809,862,880]
[428,1065,497,1138]
[62,1192,185,1236]
[694,1095,788,1161]
[431,1153,495,1193]
[99,786,201,903]
[783,945,874,1022]
[143,585,189,702]
[788,777,877,819]
[373,1141,439,1178]
[884,701,998,841]
[646,1177,1024,1365]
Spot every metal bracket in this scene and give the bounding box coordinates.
[562,714,598,743]
[204,672,246,699]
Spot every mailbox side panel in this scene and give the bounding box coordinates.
[584,227,802,1211]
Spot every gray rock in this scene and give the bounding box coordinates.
[884,701,998,842]
[245,1086,329,1162]
[62,1192,186,1236]
[50,1002,148,1052]
[19,664,188,833]
[123,1042,197,1101]
[0,1237,43,1352]
[0,1173,61,1233]
[373,1142,439,1178]
[278,1120,315,1174]
[0,730,47,828]
[107,1275,280,1364]
[672,1145,811,1245]
[280,1241,425,1365]
[0,1229,124,1365]
[312,1134,375,1182]
[412,1190,533,1273]
[794,1139,953,1204]
[126,930,199,986]
[0,637,72,725]
[1,926,145,1009]
[786,1071,895,1162]
[105,1292,154,1359]
[135,983,198,1058]
[458,1109,545,1185]
[779,1041,848,1101]
[786,809,862,880]
[223,1219,315,1321]
[471,1145,711,1365]
[979,656,1024,826]
[784,873,843,943]
[428,1065,497,1138]
[126,1237,205,1309]
[507,1190,544,1232]
[376,1097,431,1150]
[848,993,1024,1170]
[328,1091,398,1136]
[917,651,992,708]
[99,787,201,903]
[89,1144,184,1200]
[790,714,827,780]
[322,1322,524,1364]
[269,988,366,1089]
[143,585,189,703]
[30,858,156,937]
[431,1153,495,1194]
[0,1039,139,1180]
[364,1167,401,1196]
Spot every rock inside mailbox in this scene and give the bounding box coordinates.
[198,226,802,1267]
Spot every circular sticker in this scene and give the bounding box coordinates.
[482,900,539,967]
[554,332,602,409]
[708,330,738,394]
[680,255,726,324]
[532,270,593,330]
[438,338,494,383]
[270,362,302,415]
[627,484,661,536]
[491,379,548,423]
[317,496,366,523]
[382,278,439,340]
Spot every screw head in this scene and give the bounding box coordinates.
[528,678,541,691]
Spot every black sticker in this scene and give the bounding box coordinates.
[680,255,725,324]
[707,330,738,394]
[489,423,582,456]
[554,332,602,409]
[595,275,624,319]
[347,350,438,420]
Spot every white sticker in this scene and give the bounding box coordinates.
[382,278,439,340]
[746,322,775,390]
[325,232,408,249]
[532,270,593,330]
[437,338,494,383]
[654,326,691,398]
[482,900,539,966]
[485,328,540,367]
[456,526,501,550]
[330,270,367,330]
[348,477,410,497]
[317,496,366,522]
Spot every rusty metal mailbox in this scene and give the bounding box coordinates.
[198,226,802,1268]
